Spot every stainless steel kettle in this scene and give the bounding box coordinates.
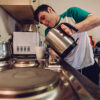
[45,23,78,59]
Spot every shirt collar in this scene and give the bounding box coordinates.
[54,15,61,27]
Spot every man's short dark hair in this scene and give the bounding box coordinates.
[34,4,55,22]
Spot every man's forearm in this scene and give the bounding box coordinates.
[74,14,100,33]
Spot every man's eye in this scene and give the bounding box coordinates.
[41,16,45,20]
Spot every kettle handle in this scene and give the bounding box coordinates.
[57,23,78,40]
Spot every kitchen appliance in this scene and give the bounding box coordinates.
[45,23,78,58]
[13,32,39,57]
[0,68,78,100]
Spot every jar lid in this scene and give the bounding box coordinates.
[0,68,60,98]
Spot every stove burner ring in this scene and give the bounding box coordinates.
[13,59,39,68]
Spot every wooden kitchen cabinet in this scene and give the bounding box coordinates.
[0,0,39,24]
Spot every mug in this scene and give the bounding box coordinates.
[35,46,46,59]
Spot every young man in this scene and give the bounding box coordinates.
[34,4,100,85]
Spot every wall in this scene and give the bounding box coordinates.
[0,7,16,42]
[38,0,100,43]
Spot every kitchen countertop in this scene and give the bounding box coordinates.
[60,60,100,100]
[10,57,100,99]
[1,57,100,100]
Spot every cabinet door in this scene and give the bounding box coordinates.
[0,0,35,24]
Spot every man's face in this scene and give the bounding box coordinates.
[38,8,57,28]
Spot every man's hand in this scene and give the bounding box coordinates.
[49,48,58,56]
[60,24,73,35]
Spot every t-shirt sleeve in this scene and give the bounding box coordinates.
[45,27,51,36]
[66,7,91,23]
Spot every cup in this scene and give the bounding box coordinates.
[35,46,46,59]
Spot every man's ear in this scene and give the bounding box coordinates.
[48,7,53,13]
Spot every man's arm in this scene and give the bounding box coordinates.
[61,14,100,35]
[75,14,100,33]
